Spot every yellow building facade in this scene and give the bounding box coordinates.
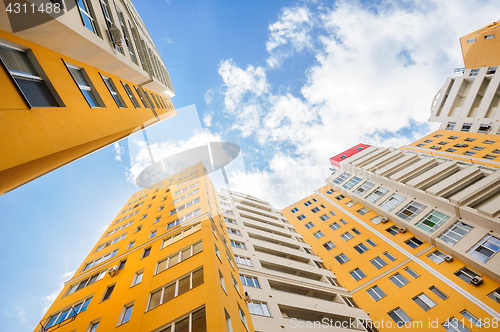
[460,21,500,69]
[36,163,254,332]
[0,0,176,195]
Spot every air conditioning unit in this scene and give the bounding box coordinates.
[461,143,468,147]
[107,266,119,277]
[380,218,388,224]
[444,255,454,262]
[432,146,442,150]
[107,27,123,46]
[470,277,483,286]
[399,227,407,233]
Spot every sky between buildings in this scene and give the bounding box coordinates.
[1,0,499,330]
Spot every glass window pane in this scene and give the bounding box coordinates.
[169,253,179,266]
[192,308,207,332]
[192,268,204,287]
[157,259,168,274]
[181,248,191,261]
[175,317,189,332]
[178,275,190,295]
[0,46,37,75]
[163,283,175,302]
[193,241,203,255]
[14,78,57,107]
[149,289,162,310]
[81,89,99,107]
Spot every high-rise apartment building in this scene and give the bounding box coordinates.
[36,163,254,332]
[37,164,371,332]
[0,0,176,195]
[283,21,500,332]
[218,189,370,331]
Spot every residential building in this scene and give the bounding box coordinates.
[0,0,176,195]
[460,20,500,69]
[37,164,370,332]
[35,163,254,332]
[283,21,500,332]
[218,189,370,331]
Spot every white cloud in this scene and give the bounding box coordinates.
[41,270,76,314]
[60,270,76,280]
[113,142,124,161]
[207,0,499,208]
[126,129,223,184]
[266,6,314,68]
[14,306,26,325]
[203,112,212,127]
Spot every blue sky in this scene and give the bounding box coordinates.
[1,0,499,330]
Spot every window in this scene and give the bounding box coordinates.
[405,237,424,249]
[225,217,237,224]
[44,297,92,329]
[427,250,447,264]
[369,215,385,224]
[416,210,450,233]
[366,239,377,247]
[319,214,330,221]
[351,228,361,235]
[326,189,335,194]
[471,146,485,151]
[340,232,354,241]
[488,287,500,304]
[305,221,315,229]
[493,149,500,154]
[389,273,409,288]
[66,64,103,107]
[227,228,241,235]
[370,256,388,269]
[461,310,483,328]
[149,230,157,239]
[483,140,496,144]
[329,222,341,230]
[353,181,374,195]
[413,293,436,311]
[386,225,401,236]
[335,253,349,264]
[404,267,419,278]
[396,201,426,221]
[118,259,126,270]
[83,249,118,271]
[461,123,472,132]
[121,83,140,107]
[131,271,143,286]
[349,268,366,281]
[478,124,491,133]
[248,302,271,317]
[0,44,60,107]
[142,247,151,258]
[383,252,397,261]
[467,38,476,43]
[219,271,226,292]
[380,193,406,211]
[225,310,233,332]
[424,139,433,143]
[439,221,472,245]
[446,122,456,130]
[438,141,448,145]
[365,187,389,203]
[304,200,312,206]
[101,76,124,107]
[429,286,448,300]
[156,241,203,274]
[290,207,298,213]
[215,244,221,260]
[454,267,480,284]
[342,296,360,308]
[442,317,472,332]
[76,0,98,33]
[118,304,133,325]
[367,285,386,301]
[333,172,351,184]
[484,154,498,160]
[89,322,99,332]
[313,231,325,239]
[463,151,475,156]
[311,207,320,213]
[357,207,370,215]
[339,218,348,224]
[240,275,260,288]
[230,240,246,249]
[354,243,369,254]
[238,304,249,330]
[329,211,336,217]
[343,176,362,190]
[323,241,336,251]
[446,148,457,152]
[465,137,476,142]
[102,284,115,301]
[66,271,106,295]
[335,194,345,200]
[417,143,425,147]
[327,276,342,287]
[345,200,357,207]
[467,234,500,263]
[297,214,306,221]
[234,255,252,266]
